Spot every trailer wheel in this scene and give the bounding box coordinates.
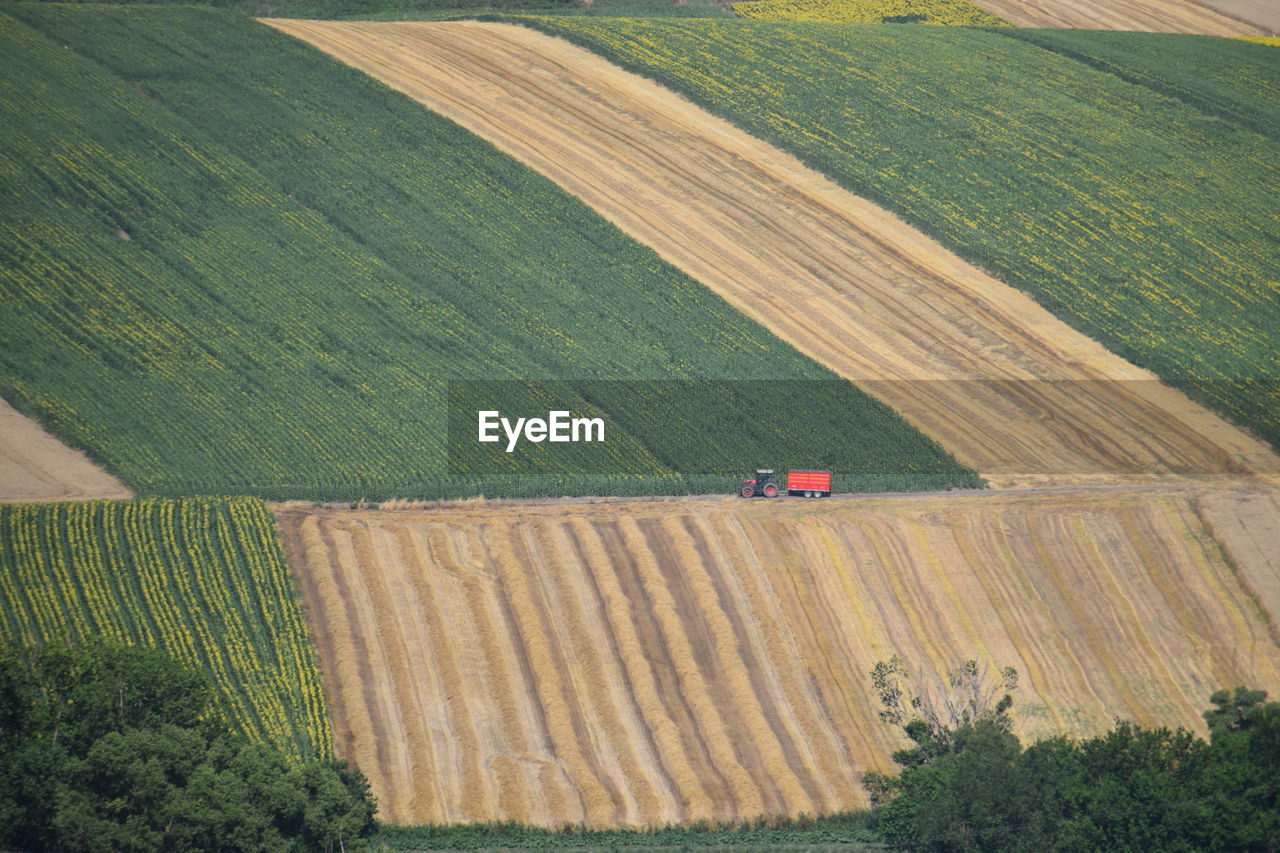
[763,483,779,498]
[803,490,812,498]
[740,486,755,498]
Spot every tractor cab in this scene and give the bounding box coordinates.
[740,468,779,498]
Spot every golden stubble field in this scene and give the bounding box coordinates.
[264,21,1280,490]
[275,487,1280,826]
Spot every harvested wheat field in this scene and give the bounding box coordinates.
[266,21,1278,489]
[967,0,1266,34]
[276,487,1280,826]
[0,397,131,502]
[1206,0,1280,32]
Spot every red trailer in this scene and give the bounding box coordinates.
[786,469,831,498]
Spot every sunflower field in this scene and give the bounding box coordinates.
[0,498,332,763]
[732,0,1008,26]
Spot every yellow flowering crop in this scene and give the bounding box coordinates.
[732,0,1010,25]
[0,498,333,763]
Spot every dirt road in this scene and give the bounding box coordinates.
[968,0,1266,33]
[276,488,1280,825]
[0,397,131,502]
[264,21,1278,489]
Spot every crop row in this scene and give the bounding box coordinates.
[526,19,1280,452]
[0,498,333,763]
[0,6,977,499]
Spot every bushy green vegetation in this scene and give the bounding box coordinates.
[0,499,332,762]
[864,687,1280,851]
[0,6,976,499]
[523,19,1280,451]
[0,641,376,852]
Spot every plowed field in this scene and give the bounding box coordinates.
[966,0,1265,34]
[276,489,1280,826]
[0,398,130,502]
[264,21,1279,489]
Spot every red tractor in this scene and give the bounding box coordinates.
[739,469,780,498]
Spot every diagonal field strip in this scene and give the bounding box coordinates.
[265,21,1278,489]
[275,488,1280,825]
[965,0,1267,35]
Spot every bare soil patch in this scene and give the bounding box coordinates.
[0,397,131,502]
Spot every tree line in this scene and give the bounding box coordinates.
[864,657,1280,852]
[0,641,376,852]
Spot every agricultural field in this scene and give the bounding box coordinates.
[521,18,1280,455]
[0,498,332,762]
[272,20,1280,488]
[1211,0,1280,32]
[731,0,1008,26]
[0,399,131,502]
[27,0,735,19]
[1001,26,1280,140]
[275,487,1280,825]
[6,0,1280,842]
[0,5,976,500]
[964,0,1263,34]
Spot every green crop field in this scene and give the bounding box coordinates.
[0,5,977,499]
[0,498,331,762]
[522,18,1280,452]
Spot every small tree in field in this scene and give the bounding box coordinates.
[871,656,1018,757]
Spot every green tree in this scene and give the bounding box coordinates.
[1200,689,1280,850]
[0,639,376,852]
[1068,722,1209,851]
[867,656,1017,773]
[864,676,1280,852]
[860,653,1280,845]
[863,657,1023,851]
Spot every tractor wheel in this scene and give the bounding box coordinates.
[740,486,755,498]
[763,483,779,498]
